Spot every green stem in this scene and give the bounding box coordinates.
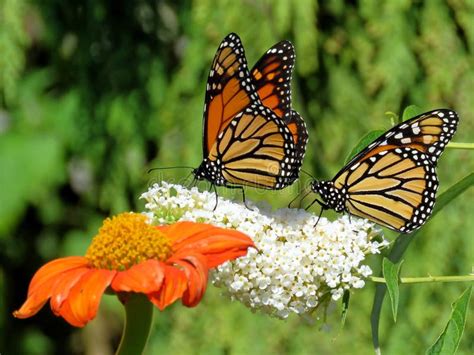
[116,294,154,355]
[370,173,474,352]
[370,274,474,284]
[447,142,474,150]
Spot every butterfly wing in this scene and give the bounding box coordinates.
[251,41,307,178]
[345,109,459,167]
[334,147,437,232]
[203,33,260,157]
[329,109,459,233]
[251,41,295,118]
[283,110,308,178]
[207,104,297,189]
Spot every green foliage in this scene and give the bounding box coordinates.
[0,132,64,236]
[432,173,474,216]
[383,258,403,322]
[371,173,474,352]
[0,1,472,354]
[402,105,423,121]
[426,286,472,355]
[0,0,29,103]
[344,130,385,164]
[341,290,350,327]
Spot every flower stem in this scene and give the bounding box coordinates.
[116,294,154,355]
[447,142,474,150]
[370,274,474,284]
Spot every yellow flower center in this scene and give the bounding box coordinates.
[85,212,172,270]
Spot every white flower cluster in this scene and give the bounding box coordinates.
[141,182,388,319]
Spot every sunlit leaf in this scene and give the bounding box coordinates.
[426,286,472,355]
[402,105,423,121]
[382,258,403,322]
[341,290,350,328]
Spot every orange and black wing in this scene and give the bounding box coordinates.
[207,104,297,189]
[333,147,438,232]
[251,41,295,118]
[345,109,458,167]
[203,33,260,157]
[282,110,308,178]
[329,109,459,232]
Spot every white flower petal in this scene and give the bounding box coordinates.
[142,182,386,319]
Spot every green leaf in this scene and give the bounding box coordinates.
[385,111,399,125]
[0,133,64,236]
[344,130,385,165]
[426,286,472,355]
[432,173,474,215]
[382,258,403,322]
[341,290,350,328]
[402,105,423,121]
[371,172,474,350]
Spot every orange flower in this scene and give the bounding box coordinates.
[14,213,254,327]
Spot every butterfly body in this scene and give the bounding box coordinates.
[311,109,458,233]
[193,159,225,186]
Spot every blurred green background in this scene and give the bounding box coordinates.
[1,0,473,354]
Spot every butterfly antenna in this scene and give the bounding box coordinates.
[147,166,194,174]
[300,169,316,180]
[288,189,310,208]
[147,175,159,188]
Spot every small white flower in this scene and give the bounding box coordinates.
[142,182,388,319]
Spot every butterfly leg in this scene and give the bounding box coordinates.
[239,186,252,210]
[210,183,219,211]
[314,207,325,228]
[225,185,252,210]
[346,212,352,224]
[305,197,325,211]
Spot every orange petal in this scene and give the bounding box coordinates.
[13,298,49,319]
[13,257,90,319]
[111,260,165,293]
[169,253,209,307]
[159,222,254,268]
[50,267,92,315]
[28,256,90,296]
[58,295,85,327]
[58,269,116,327]
[148,264,187,311]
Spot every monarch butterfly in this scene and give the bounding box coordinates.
[193,33,308,191]
[310,109,459,233]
